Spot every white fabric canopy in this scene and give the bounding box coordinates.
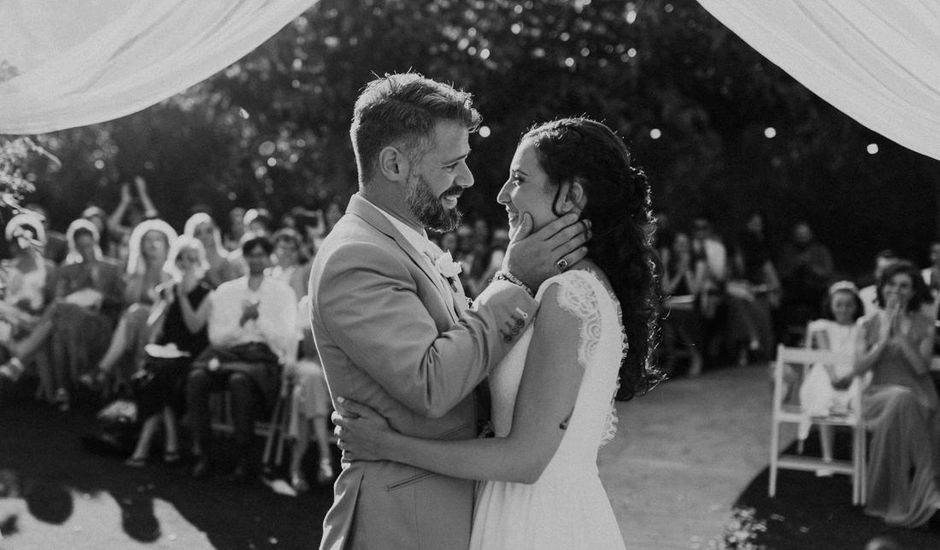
[697,0,940,161]
[0,0,314,135]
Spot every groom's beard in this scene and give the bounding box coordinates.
[406,173,462,233]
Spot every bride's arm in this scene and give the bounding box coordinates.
[337,283,585,484]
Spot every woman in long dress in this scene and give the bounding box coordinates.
[835,261,940,527]
[335,117,662,549]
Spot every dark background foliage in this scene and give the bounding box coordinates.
[11,0,940,276]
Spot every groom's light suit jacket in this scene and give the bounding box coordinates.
[310,194,537,550]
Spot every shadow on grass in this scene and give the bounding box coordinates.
[731,431,940,550]
[0,385,334,550]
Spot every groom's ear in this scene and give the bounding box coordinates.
[554,179,587,214]
[378,146,410,183]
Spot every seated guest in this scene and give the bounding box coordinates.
[797,281,865,471]
[186,234,297,481]
[728,212,781,364]
[834,261,940,527]
[661,232,705,376]
[691,215,730,361]
[285,296,334,491]
[228,209,274,278]
[23,203,68,265]
[323,194,346,238]
[921,241,940,317]
[223,206,246,252]
[126,237,212,467]
[107,176,160,255]
[778,221,834,334]
[859,250,899,318]
[183,212,237,289]
[268,228,311,299]
[96,219,177,391]
[0,214,57,398]
[81,205,119,259]
[3,219,124,410]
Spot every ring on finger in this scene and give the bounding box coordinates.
[556,258,569,272]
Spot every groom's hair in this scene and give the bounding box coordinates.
[350,72,481,185]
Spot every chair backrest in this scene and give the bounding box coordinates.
[773,344,856,414]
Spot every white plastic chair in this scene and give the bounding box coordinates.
[769,344,866,505]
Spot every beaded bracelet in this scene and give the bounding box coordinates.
[493,270,534,297]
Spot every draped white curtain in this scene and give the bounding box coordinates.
[697,0,940,161]
[0,0,314,135]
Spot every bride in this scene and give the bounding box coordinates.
[333,117,662,549]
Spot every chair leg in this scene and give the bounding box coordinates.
[859,428,867,505]
[852,428,859,505]
[274,396,291,467]
[262,393,286,466]
[769,419,780,497]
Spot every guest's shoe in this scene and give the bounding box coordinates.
[125,456,147,468]
[163,450,181,465]
[316,458,335,485]
[54,388,70,412]
[0,358,24,382]
[192,455,210,479]
[290,472,310,493]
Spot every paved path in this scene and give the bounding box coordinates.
[600,366,771,549]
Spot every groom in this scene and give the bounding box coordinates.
[309,73,589,550]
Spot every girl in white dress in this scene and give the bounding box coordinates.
[797,280,865,470]
[334,118,662,549]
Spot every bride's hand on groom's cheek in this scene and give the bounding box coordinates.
[332,396,391,462]
[504,212,591,289]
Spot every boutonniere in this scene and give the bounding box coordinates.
[434,251,463,280]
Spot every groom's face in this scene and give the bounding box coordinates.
[405,120,474,232]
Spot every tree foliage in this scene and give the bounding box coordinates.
[9,0,939,274]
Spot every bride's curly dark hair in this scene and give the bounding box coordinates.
[521,117,664,400]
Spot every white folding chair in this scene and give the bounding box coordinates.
[769,344,866,505]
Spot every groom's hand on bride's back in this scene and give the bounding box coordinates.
[504,212,591,290]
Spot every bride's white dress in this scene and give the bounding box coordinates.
[469,269,627,550]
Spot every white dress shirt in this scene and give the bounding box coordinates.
[208,275,298,363]
[360,197,432,255]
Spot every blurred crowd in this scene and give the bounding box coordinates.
[0,177,512,490]
[4,180,940,519]
[657,209,940,528]
[654,209,940,376]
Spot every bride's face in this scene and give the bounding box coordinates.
[497,142,557,233]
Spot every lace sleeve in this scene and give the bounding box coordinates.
[553,272,602,368]
[545,271,623,447]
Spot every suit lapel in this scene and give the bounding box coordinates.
[346,195,462,323]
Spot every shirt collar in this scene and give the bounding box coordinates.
[360,196,432,254]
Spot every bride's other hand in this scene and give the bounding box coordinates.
[332,397,393,462]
